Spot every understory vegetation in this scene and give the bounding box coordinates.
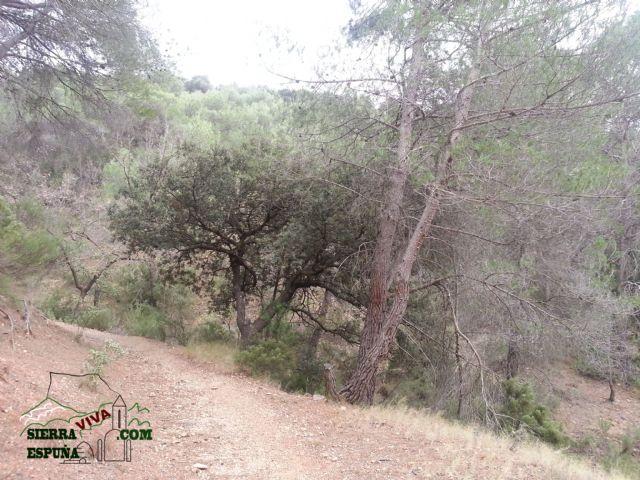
[1,0,640,477]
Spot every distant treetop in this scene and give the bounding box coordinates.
[184,76,212,94]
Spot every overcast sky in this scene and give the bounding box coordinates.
[141,0,353,88]
[141,0,640,89]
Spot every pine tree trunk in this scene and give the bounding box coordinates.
[342,34,482,404]
[506,337,519,379]
[341,37,426,405]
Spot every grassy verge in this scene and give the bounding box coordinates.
[365,405,630,480]
[184,342,239,374]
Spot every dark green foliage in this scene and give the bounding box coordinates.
[96,263,197,344]
[125,304,166,341]
[110,139,373,343]
[501,379,567,445]
[14,197,46,227]
[0,196,61,276]
[282,356,324,394]
[104,263,158,308]
[236,339,295,380]
[193,319,235,344]
[379,299,454,411]
[235,319,325,393]
[110,144,296,298]
[379,369,435,407]
[265,312,299,343]
[76,307,115,331]
[42,286,113,331]
[155,282,195,345]
[40,261,198,343]
[184,76,212,93]
[41,287,76,321]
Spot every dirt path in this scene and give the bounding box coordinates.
[0,321,623,480]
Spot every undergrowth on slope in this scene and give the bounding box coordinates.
[81,340,128,389]
[500,379,567,445]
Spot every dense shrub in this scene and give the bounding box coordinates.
[282,357,324,393]
[41,288,77,321]
[236,339,294,380]
[193,319,235,343]
[379,372,435,407]
[41,290,114,331]
[103,263,197,344]
[76,307,114,331]
[103,262,158,308]
[14,197,46,228]
[235,327,326,394]
[501,379,567,445]
[0,196,60,275]
[124,304,166,341]
[574,354,608,381]
[155,282,195,345]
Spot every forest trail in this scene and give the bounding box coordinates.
[0,319,622,480]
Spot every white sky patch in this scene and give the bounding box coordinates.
[141,0,353,87]
[141,0,640,88]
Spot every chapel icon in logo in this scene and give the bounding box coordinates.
[96,394,132,462]
[20,372,152,464]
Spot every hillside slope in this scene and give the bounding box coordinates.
[0,319,628,480]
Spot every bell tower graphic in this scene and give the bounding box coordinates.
[97,394,132,462]
[112,395,127,430]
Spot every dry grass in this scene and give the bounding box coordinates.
[184,341,239,374]
[364,406,630,480]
